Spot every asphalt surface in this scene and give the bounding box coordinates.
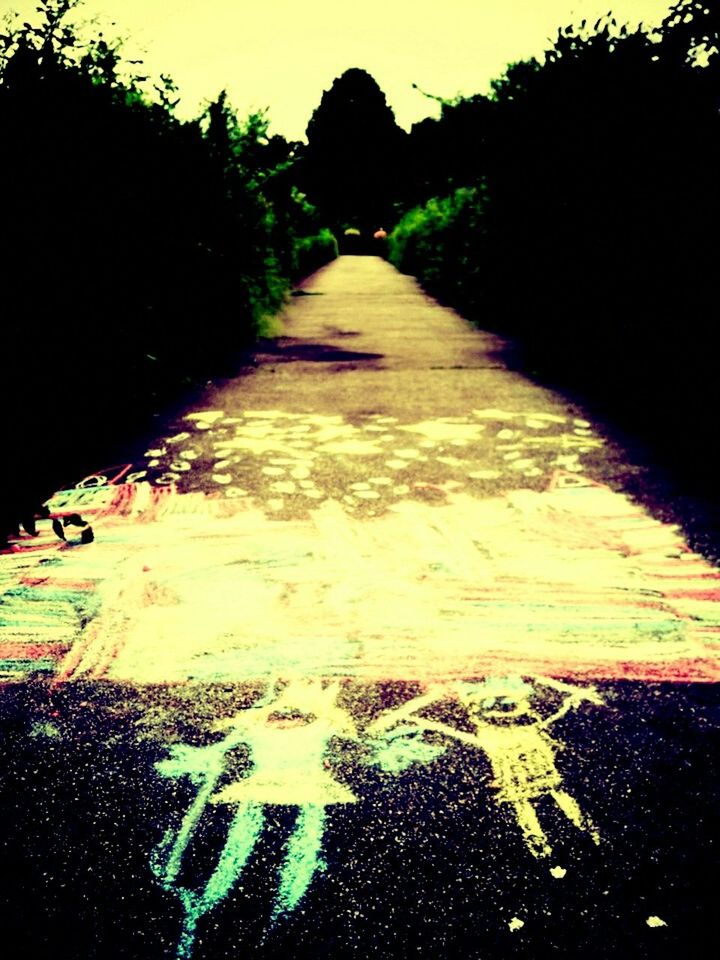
[1,256,718,959]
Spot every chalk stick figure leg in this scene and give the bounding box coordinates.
[273,804,327,921]
[551,789,601,845]
[512,799,552,857]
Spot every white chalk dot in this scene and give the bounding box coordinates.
[224,487,248,497]
[271,481,296,494]
[468,469,501,480]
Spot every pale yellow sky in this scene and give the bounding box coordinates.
[2,0,676,139]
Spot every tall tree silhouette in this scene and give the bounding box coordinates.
[301,68,406,235]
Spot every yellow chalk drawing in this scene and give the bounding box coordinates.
[369,676,603,858]
[153,679,358,959]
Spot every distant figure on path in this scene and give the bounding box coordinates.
[373,227,388,257]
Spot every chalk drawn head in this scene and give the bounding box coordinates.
[456,676,535,722]
[213,679,356,737]
[266,709,316,729]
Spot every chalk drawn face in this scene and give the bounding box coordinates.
[458,677,535,724]
[265,710,317,729]
[222,679,357,738]
[468,695,531,723]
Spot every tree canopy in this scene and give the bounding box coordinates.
[300,68,406,234]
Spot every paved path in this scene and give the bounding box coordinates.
[0,256,717,959]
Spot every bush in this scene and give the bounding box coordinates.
[292,228,339,281]
[0,0,308,535]
[390,0,720,449]
[389,187,487,315]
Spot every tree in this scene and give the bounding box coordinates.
[300,68,406,235]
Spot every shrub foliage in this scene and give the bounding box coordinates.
[390,0,719,453]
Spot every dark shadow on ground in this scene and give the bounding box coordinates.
[251,338,384,364]
[1,328,388,541]
[497,338,720,565]
[0,376,214,544]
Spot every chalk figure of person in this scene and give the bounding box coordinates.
[368,675,602,859]
[152,679,358,959]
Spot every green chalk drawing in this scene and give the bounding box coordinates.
[372,726,446,773]
[152,680,358,958]
[274,804,326,919]
[175,804,264,959]
[152,723,263,958]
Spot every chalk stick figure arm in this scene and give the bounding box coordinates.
[410,717,480,748]
[534,677,603,729]
[365,685,450,736]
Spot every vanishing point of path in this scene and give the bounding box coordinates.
[1,256,718,959]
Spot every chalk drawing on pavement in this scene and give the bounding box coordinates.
[152,679,358,958]
[2,465,720,683]
[135,409,606,516]
[368,676,603,859]
[2,405,715,950]
[151,675,606,956]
